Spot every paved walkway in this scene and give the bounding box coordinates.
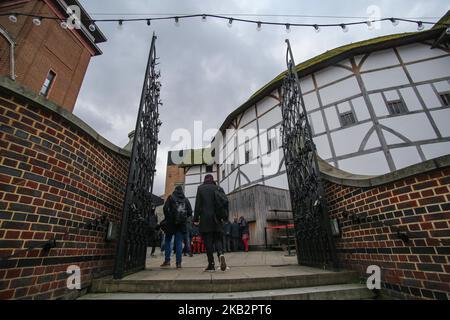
[130,250,330,281]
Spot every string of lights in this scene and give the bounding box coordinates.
[2,12,449,33]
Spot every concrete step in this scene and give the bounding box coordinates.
[90,269,361,294]
[81,284,374,300]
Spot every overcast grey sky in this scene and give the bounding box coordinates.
[75,0,449,196]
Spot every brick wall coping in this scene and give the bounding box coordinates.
[0,76,131,158]
[318,154,450,188]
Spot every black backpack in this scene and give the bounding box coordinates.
[214,186,229,222]
[173,197,188,225]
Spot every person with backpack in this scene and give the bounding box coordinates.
[193,174,229,272]
[160,185,192,268]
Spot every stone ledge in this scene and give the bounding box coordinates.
[318,154,450,187]
[0,76,131,158]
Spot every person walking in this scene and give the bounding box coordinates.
[193,174,228,272]
[230,217,240,252]
[148,207,159,256]
[239,216,250,252]
[222,220,231,252]
[183,216,193,257]
[160,185,192,268]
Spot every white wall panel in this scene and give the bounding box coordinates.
[261,151,283,176]
[185,184,198,198]
[185,174,200,184]
[380,113,437,141]
[417,84,444,109]
[360,49,399,71]
[313,134,332,159]
[337,101,351,113]
[310,111,325,134]
[228,170,239,191]
[352,96,371,120]
[257,96,278,116]
[239,119,258,140]
[400,87,422,111]
[369,93,389,116]
[263,174,289,190]
[430,109,450,137]
[240,163,263,183]
[365,131,381,150]
[390,146,422,170]
[331,122,372,156]
[338,151,390,175]
[319,77,360,106]
[433,80,450,93]
[406,56,450,82]
[299,75,315,92]
[384,90,400,101]
[239,106,256,128]
[383,130,405,144]
[421,142,450,160]
[315,66,353,87]
[303,91,320,112]
[185,166,200,175]
[324,107,340,130]
[221,176,229,194]
[258,106,281,130]
[362,67,409,91]
[397,43,447,63]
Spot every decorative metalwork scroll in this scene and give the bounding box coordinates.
[113,34,161,279]
[280,40,338,269]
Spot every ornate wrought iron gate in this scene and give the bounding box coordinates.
[280,40,338,269]
[113,34,161,279]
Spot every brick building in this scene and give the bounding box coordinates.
[0,0,106,112]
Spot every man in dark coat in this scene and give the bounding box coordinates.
[230,218,240,252]
[161,185,192,268]
[222,220,231,252]
[194,174,228,272]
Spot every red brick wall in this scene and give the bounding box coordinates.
[0,90,129,299]
[0,0,96,112]
[325,167,450,300]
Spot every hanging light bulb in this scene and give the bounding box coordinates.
[118,19,123,29]
[366,20,374,30]
[88,23,96,32]
[227,18,233,28]
[256,21,262,31]
[174,17,180,27]
[9,14,18,23]
[340,24,349,32]
[147,19,151,26]
[417,21,424,31]
[202,15,207,22]
[390,18,399,26]
[285,23,291,33]
[32,17,42,26]
[60,21,68,29]
[313,24,320,33]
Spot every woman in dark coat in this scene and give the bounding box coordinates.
[161,185,192,268]
[239,216,250,252]
[193,174,227,272]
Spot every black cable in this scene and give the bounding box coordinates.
[1,12,448,28]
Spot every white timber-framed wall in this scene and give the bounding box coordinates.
[215,39,450,195]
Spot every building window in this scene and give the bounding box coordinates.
[440,93,450,106]
[244,138,250,164]
[387,100,408,115]
[205,165,213,173]
[339,111,356,127]
[267,129,277,154]
[40,70,56,97]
